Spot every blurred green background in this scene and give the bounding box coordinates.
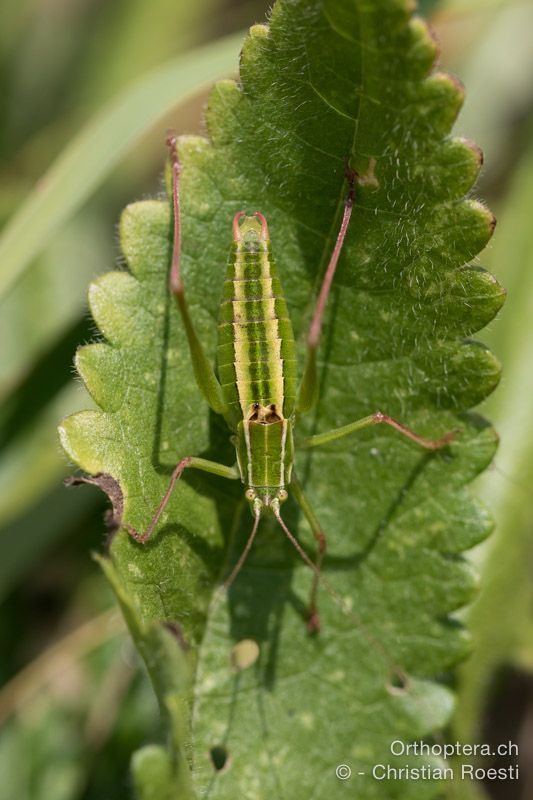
[0,1,532,798]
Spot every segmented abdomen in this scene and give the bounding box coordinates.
[217,242,297,425]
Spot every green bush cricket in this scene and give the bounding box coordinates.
[125,133,456,633]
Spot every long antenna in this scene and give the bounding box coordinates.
[211,513,261,613]
[222,512,261,592]
[273,509,407,688]
[209,512,262,619]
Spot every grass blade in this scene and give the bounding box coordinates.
[0,32,243,300]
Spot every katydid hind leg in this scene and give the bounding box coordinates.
[297,167,356,413]
[125,455,239,544]
[165,133,228,418]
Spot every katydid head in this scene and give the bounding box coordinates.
[244,487,288,517]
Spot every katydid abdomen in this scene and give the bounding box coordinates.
[216,212,297,507]
[217,213,298,427]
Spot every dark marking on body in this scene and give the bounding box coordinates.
[248,402,281,424]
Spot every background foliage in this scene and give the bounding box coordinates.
[0,1,532,799]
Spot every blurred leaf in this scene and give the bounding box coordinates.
[0,214,109,404]
[0,610,153,800]
[0,373,101,599]
[454,135,533,741]
[79,0,219,105]
[132,745,175,800]
[417,0,443,16]
[3,0,96,148]
[0,31,244,301]
[0,382,92,529]
[452,0,533,184]
[0,481,97,603]
[60,0,502,797]
[100,559,195,798]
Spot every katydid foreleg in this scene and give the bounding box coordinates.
[125,457,239,543]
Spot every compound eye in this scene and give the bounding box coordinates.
[245,489,256,502]
[278,489,288,502]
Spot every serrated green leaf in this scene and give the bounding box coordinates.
[454,135,533,743]
[60,1,503,798]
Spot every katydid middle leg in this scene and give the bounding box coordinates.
[287,412,454,633]
[303,411,456,451]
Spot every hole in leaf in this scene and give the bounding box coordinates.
[231,638,260,671]
[386,668,409,695]
[210,745,229,772]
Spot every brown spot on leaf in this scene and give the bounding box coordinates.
[162,620,190,651]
